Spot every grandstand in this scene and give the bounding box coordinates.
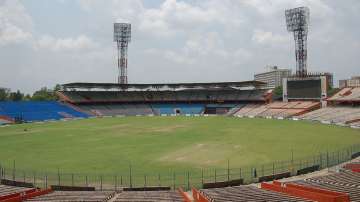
[287,169,360,201]
[2,167,359,201]
[296,107,360,125]
[0,101,89,123]
[2,163,360,202]
[296,87,360,128]
[25,191,115,202]
[199,185,308,201]
[190,160,360,202]
[327,87,360,104]
[0,184,33,196]
[57,81,271,117]
[0,115,13,125]
[113,191,183,202]
[234,101,320,118]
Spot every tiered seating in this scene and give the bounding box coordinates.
[0,184,33,196]
[297,107,360,125]
[60,89,270,103]
[305,170,360,187]
[0,101,89,122]
[79,103,207,116]
[351,121,360,128]
[254,101,320,118]
[244,104,269,117]
[114,191,183,202]
[199,185,308,202]
[233,104,262,117]
[25,191,114,202]
[328,87,360,102]
[235,102,320,119]
[205,104,244,115]
[151,104,204,115]
[293,170,360,201]
[224,104,245,116]
[0,118,12,125]
[80,104,154,116]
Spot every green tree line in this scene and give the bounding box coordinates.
[0,84,61,101]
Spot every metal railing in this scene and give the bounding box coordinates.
[1,144,359,191]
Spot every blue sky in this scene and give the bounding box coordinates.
[0,0,359,93]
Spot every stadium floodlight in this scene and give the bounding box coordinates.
[114,23,131,84]
[285,7,310,77]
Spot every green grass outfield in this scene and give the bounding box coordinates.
[0,116,359,176]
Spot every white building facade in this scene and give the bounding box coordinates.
[254,66,292,89]
[339,76,360,88]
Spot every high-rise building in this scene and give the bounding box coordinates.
[254,66,292,89]
[339,76,360,88]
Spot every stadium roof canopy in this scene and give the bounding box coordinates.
[61,81,266,91]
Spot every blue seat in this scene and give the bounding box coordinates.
[0,101,89,122]
[151,104,204,115]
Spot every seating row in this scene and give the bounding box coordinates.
[60,89,270,103]
[296,106,360,126]
[0,101,89,122]
[234,101,319,118]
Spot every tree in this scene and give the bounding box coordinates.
[327,86,340,97]
[53,84,61,100]
[31,87,55,101]
[53,84,61,92]
[24,94,32,101]
[9,90,24,101]
[31,84,61,101]
[273,86,283,97]
[0,88,10,101]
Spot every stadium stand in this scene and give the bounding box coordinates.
[0,184,33,196]
[234,101,319,118]
[327,87,360,103]
[114,191,183,202]
[0,116,13,125]
[296,106,360,126]
[291,170,360,201]
[25,191,114,202]
[59,89,271,104]
[58,81,271,103]
[198,185,309,202]
[57,82,272,117]
[0,101,89,122]
[261,181,350,201]
[257,101,320,118]
[77,103,206,116]
[293,87,360,127]
[224,104,245,116]
[350,121,360,128]
[233,103,262,117]
[152,103,205,115]
[79,104,154,116]
[205,104,242,115]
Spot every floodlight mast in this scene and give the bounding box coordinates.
[114,23,131,84]
[285,7,309,77]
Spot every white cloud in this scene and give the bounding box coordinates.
[252,29,287,44]
[105,0,246,38]
[0,19,32,45]
[233,48,253,60]
[145,31,253,65]
[243,0,333,18]
[76,0,247,42]
[0,0,100,52]
[0,0,33,45]
[36,35,98,52]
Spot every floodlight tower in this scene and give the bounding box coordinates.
[285,7,310,77]
[114,23,131,84]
